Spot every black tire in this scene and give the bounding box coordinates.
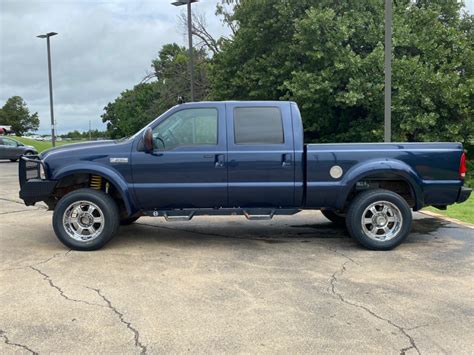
[321,209,346,226]
[53,188,120,251]
[346,189,412,250]
[120,216,140,225]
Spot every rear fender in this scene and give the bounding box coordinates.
[336,159,424,210]
[53,162,137,216]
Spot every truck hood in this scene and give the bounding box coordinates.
[40,140,118,160]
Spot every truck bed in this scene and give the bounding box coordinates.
[304,142,464,210]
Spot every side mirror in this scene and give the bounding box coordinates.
[143,127,153,152]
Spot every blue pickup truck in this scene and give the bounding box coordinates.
[19,101,470,251]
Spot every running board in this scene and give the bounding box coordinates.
[145,208,300,221]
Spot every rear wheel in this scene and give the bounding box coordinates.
[53,188,120,251]
[321,209,346,226]
[346,189,412,250]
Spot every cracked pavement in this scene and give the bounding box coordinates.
[1,161,473,354]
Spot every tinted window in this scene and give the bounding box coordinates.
[153,108,218,150]
[234,107,284,144]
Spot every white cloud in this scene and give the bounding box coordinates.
[0,0,229,134]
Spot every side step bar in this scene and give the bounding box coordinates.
[145,208,300,222]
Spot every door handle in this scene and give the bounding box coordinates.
[282,153,292,167]
[215,154,225,168]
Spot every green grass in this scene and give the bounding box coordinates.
[14,137,78,153]
[424,195,474,224]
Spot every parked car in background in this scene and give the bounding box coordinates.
[0,137,37,161]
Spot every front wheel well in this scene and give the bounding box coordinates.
[48,173,128,218]
[346,174,416,210]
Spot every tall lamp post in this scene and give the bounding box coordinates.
[384,0,392,142]
[172,0,198,101]
[37,32,58,147]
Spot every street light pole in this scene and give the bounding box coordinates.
[172,0,198,101]
[37,32,58,147]
[187,0,195,101]
[384,0,392,143]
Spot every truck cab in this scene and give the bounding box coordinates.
[132,101,301,210]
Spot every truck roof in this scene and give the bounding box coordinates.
[177,100,296,107]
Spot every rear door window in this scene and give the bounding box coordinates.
[233,107,284,144]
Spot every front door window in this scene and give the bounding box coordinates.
[153,108,218,150]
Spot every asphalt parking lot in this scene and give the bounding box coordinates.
[1,160,473,354]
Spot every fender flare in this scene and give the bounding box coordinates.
[336,159,424,210]
[52,162,137,216]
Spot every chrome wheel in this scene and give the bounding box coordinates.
[361,201,403,241]
[62,200,104,242]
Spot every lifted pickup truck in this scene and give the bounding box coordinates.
[19,101,470,251]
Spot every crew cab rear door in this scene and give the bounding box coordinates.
[226,102,295,207]
[131,103,227,210]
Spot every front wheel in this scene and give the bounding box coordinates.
[53,188,120,251]
[346,189,412,250]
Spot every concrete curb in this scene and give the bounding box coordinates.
[419,210,474,230]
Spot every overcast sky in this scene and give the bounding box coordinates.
[1,1,473,135]
[0,0,230,134]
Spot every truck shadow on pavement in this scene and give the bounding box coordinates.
[108,215,451,249]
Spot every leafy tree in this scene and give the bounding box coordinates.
[61,129,108,139]
[0,96,40,135]
[103,44,211,138]
[151,43,210,104]
[210,0,474,143]
[101,82,161,139]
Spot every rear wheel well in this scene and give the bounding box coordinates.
[347,174,415,210]
[48,173,128,218]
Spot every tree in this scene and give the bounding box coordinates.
[101,82,161,139]
[0,96,40,135]
[103,44,211,138]
[210,0,474,143]
[150,43,210,103]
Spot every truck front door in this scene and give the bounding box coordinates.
[132,104,227,210]
[226,102,295,208]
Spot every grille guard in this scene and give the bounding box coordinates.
[19,155,46,187]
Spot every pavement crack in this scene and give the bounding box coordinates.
[29,266,104,308]
[0,329,38,354]
[87,287,147,354]
[323,245,360,265]
[2,250,71,272]
[329,262,420,355]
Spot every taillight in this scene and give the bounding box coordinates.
[459,151,467,179]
